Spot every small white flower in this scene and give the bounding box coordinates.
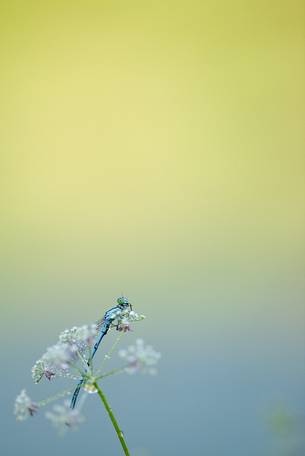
[43,343,76,371]
[59,324,98,353]
[45,401,84,435]
[32,342,81,382]
[117,317,131,333]
[118,339,161,375]
[128,311,145,321]
[113,310,146,332]
[31,359,46,383]
[32,359,56,383]
[14,390,38,421]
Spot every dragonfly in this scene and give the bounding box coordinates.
[70,296,132,409]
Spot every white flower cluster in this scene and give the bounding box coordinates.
[14,390,38,421]
[59,324,98,353]
[116,310,146,332]
[32,324,98,383]
[118,339,161,375]
[45,401,84,435]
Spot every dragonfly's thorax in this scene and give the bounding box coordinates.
[103,297,130,322]
[104,306,121,321]
[117,303,129,311]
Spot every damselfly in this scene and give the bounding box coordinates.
[70,296,132,409]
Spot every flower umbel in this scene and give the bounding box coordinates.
[116,311,145,332]
[14,390,38,421]
[118,339,161,375]
[45,401,85,435]
[59,324,98,353]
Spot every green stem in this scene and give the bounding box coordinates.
[96,333,124,374]
[95,366,125,381]
[93,381,130,456]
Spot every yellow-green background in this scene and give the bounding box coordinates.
[1,1,304,455]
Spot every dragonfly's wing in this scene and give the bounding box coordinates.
[96,318,105,332]
[96,308,118,330]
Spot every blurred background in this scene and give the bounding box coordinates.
[0,1,304,455]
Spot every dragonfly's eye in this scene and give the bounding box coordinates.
[117,296,129,306]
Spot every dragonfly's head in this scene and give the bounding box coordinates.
[117,296,130,309]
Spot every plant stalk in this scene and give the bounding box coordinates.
[93,381,130,456]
